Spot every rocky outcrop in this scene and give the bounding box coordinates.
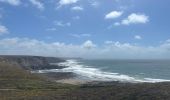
[0,55,66,70]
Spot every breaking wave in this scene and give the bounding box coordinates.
[33,59,170,83]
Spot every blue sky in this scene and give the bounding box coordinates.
[0,0,170,59]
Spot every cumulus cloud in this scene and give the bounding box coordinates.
[112,13,149,27]
[121,13,149,25]
[71,6,83,11]
[82,40,96,49]
[0,25,9,35]
[29,0,44,10]
[58,0,78,6]
[0,38,96,57]
[0,37,170,59]
[134,35,142,40]
[105,11,123,19]
[103,40,170,59]
[0,0,21,6]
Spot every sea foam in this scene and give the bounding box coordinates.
[33,59,170,83]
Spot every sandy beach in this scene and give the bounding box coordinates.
[56,78,91,85]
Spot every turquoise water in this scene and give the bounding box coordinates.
[79,59,170,80]
[35,59,170,83]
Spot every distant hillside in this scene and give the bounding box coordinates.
[1,56,170,100]
[0,55,65,70]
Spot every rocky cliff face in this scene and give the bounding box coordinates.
[0,55,65,70]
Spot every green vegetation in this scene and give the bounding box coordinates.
[1,62,170,100]
[0,63,76,100]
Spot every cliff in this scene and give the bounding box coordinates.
[0,56,170,100]
[0,55,66,70]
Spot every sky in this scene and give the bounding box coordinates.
[0,0,170,59]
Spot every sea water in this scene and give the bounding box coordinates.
[36,59,170,83]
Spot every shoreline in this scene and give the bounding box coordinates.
[1,55,170,85]
[1,56,170,99]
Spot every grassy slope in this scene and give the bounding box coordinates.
[0,63,76,100]
[0,62,170,100]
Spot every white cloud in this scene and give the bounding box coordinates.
[54,21,71,27]
[1,37,170,59]
[107,22,120,29]
[81,34,91,37]
[105,41,115,44]
[114,22,121,26]
[0,0,44,10]
[59,0,78,6]
[134,35,142,40]
[70,33,91,38]
[105,11,123,19]
[102,41,170,59]
[90,1,100,7]
[46,27,57,31]
[29,0,44,10]
[71,6,83,11]
[122,13,149,25]
[0,0,21,6]
[0,38,96,57]
[82,40,96,49]
[0,25,9,35]
[165,39,170,43]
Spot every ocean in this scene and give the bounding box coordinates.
[36,59,170,83]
